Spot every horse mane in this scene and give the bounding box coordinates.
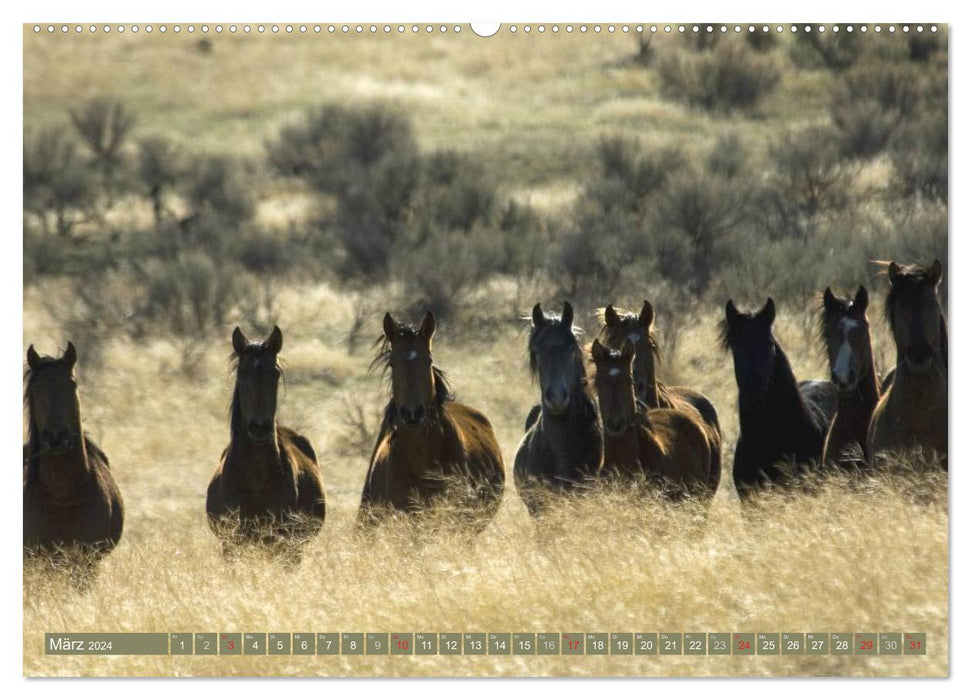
[596,306,662,362]
[716,318,732,353]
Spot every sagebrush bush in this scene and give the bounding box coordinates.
[137,252,245,336]
[705,132,749,180]
[745,29,778,53]
[391,224,501,319]
[761,125,850,236]
[267,103,418,194]
[890,110,948,203]
[657,42,780,113]
[588,136,686,215]
[789,27,863,70]
[23,127,97,236]
[888,69,947,203]
[69,97,134,204]
[830,63,921,159]
[653,171,751,293]
[137,137,181,226]
[181,155,255,226]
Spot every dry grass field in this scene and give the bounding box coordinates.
[22,27,948,677]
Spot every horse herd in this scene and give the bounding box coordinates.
[23,260,947,579]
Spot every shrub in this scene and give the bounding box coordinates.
[391,224,500,319]
[790,27,863,70]
[419,150,497,232]
[181,155,255,229]
[135,252,246,336]
[69,98,134,204]
[830,63,920,159]
[761,125,850,235]
[23,127,97,236]
[907,31,943,62]
[585,136,686,216]
[657,42,780,113]
[652,171,751,293]
[137,137,181,226]
[706,132,749,180]
[267,103,418,194]
[745,29,778,53]
[890,110,947,203]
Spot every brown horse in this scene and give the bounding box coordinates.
[820,286,882,469]
[359,312,505,530]
[514,302,603,516]
[206,327,326,559]
[591,339,713,499]
[868,261,947,466]
[23,343,124,585]
[598,301,722,492]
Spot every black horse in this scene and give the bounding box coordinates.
[514,302,604,516]
[720,298,837,500]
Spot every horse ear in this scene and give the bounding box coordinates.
[854,285,869,313]
[266,326,283,354]
[725,300,740,325]
[232,327,248,355]
[604,304,619,327]
[620,338,635,364]
[591,338,606,363]
[63,341,77,368]
[888,261,902,283]
[639,300,654,329]
[26,345,40,369]
[561,301,574,328]
[928,259,943,287]
[419,310,436,341]
[823,287,838,312]
[759,297,776,325]
[531,303,545,328]
[383,313,398,341]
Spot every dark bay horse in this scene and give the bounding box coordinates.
[720,298,837,500]
[591,339,713,500]
[514,302,603,516]
[598,301,722,492]
[206,326,326,559]
[820,286,882,469]
[23,343,124,585]
[868,260,947,466]
[358,311,505,531]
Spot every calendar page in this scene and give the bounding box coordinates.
[22,20,947,678]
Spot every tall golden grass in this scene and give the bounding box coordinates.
[22,281,947,677]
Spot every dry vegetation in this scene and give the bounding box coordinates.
[22,27,947,677]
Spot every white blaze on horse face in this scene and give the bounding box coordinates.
[406,350,418,362]
[833,318,861,385]
[609,367,622,377]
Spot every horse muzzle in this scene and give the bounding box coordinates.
[246,421,275,444]
[398,405,427,426]
[905,343,934,371]
[543,387,570,416]
[604,418,629,437]
[40,430,77,455]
